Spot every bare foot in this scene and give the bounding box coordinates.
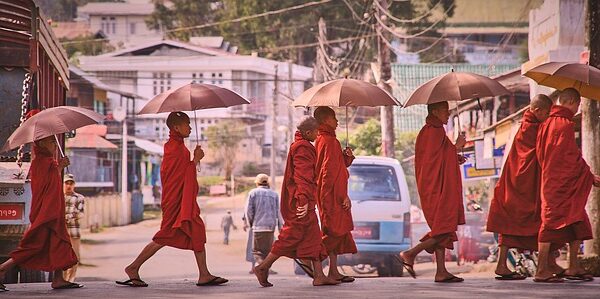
[51,277,73,289]
[313,276,340,286]
[434,271,460,282]
[123,265,147,286]
[399,251,415,266]
[494,266,514,276]
[534,269,556,281]
[254,266,273,287]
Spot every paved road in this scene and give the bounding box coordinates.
[3,195,599,298]
[2,277,600,299]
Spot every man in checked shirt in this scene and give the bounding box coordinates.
[63,174,85,282]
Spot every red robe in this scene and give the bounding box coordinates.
[152,131,206,251]
[10,146,78,271]
[536,105,594,244]
[270,131,327,261]
[315,124,357,255]
[487,110,542,250]
[415,115,465,253]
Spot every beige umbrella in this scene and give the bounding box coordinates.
[292,78,401,145]
[1,106,105,154]
[523,62,600,100]
[138,82,251,142]
[403,70,510,135]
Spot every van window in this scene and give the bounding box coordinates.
[348,164,401,202]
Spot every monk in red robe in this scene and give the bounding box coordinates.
[534,88,600,283]
[398,101,467,283]
[313,107,356,283]
[117,112,227,287]
[0,136,81,291]
[487,94,557,280]
[254,117,339,287]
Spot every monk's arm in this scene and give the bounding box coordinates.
[293,144,316,207]
[318,140,337,230]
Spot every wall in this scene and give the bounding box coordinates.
[80,193,131,228]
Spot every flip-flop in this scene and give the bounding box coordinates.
[393,255,416,279]
[0,283,8,292]
[495,272,527,280]
[52,282,84,289]
[337,276,355,283]
[435,276,464,283]
[294,259,315,278]
[116,278,148,287]
[555,269,567,278]
[565,273,594,282]
[533,276,564,283]
[196,276,228,286]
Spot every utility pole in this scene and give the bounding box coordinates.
[288,60,295,146]
[584,0,600,256]
[270,65,279,188]
[376,0,395,158]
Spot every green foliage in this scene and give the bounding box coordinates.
[60,36,114,60]
[349,119,382,156]
[148,0,455,66]
[205,120,246,179]
[37,0,125,21]
[395,131,419,206]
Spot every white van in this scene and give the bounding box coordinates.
[337,156,412,277]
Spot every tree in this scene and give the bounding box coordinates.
[348,119,382,156]
[146,0,221,40]
[205,120,245,179]
[395,131,419,207]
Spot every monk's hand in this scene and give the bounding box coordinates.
[58,157,70,169]
[594,175,600,187]
[455,132,467,150]
[343,147,354,157]
[342,196,352,210]
[193,146,205,164]
[457,155,467,165]
[296,204,308,219]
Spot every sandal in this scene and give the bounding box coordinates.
[294,259,315,278]
[116,278,148,287]
[196,276,228,286]
[0,283,7,292]
[565,273,594,282]
[394,255,416,279]
[533,276,564,283]
[52,282,84,289]
[495,272,527,280]
[435,276,464,283]
[337,276,355,283]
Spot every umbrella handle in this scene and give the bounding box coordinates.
[454,105,465,155]
[193,110,202,172]
[54,134,69,173]
[345,106,349,148]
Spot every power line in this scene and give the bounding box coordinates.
[164,0,332,34]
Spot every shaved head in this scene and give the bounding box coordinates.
[530,94,553,110]
[313,106,336,124]
[166,112,190,129]
[559,88,581,105]
[297,116,319,132]
[427,101,449,114]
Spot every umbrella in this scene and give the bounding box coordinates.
[523,62,600,100]
[403,70,510,135]
[1,106,105,154]
[138,82,251,142]
[292,78,401,145]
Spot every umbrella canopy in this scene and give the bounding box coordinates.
[138,82,251,114]
[523,62,600,100]
[403,71,510,107]
[292,78,401,107]
[1,106,105,153]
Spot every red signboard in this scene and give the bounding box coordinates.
[0,203,24,220]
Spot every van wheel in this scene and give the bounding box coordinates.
[389,254,405,277]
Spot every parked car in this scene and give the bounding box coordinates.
[337,156,412,277]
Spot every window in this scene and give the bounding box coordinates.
[130,23,136,34]
[152,72,172,96]
[347,165,401,202]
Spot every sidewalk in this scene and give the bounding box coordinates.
[2,277,600,299]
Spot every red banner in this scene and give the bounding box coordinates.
[0,203,24,221]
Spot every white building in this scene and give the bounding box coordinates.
[77,1,162,45]
[78,38,312,174]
